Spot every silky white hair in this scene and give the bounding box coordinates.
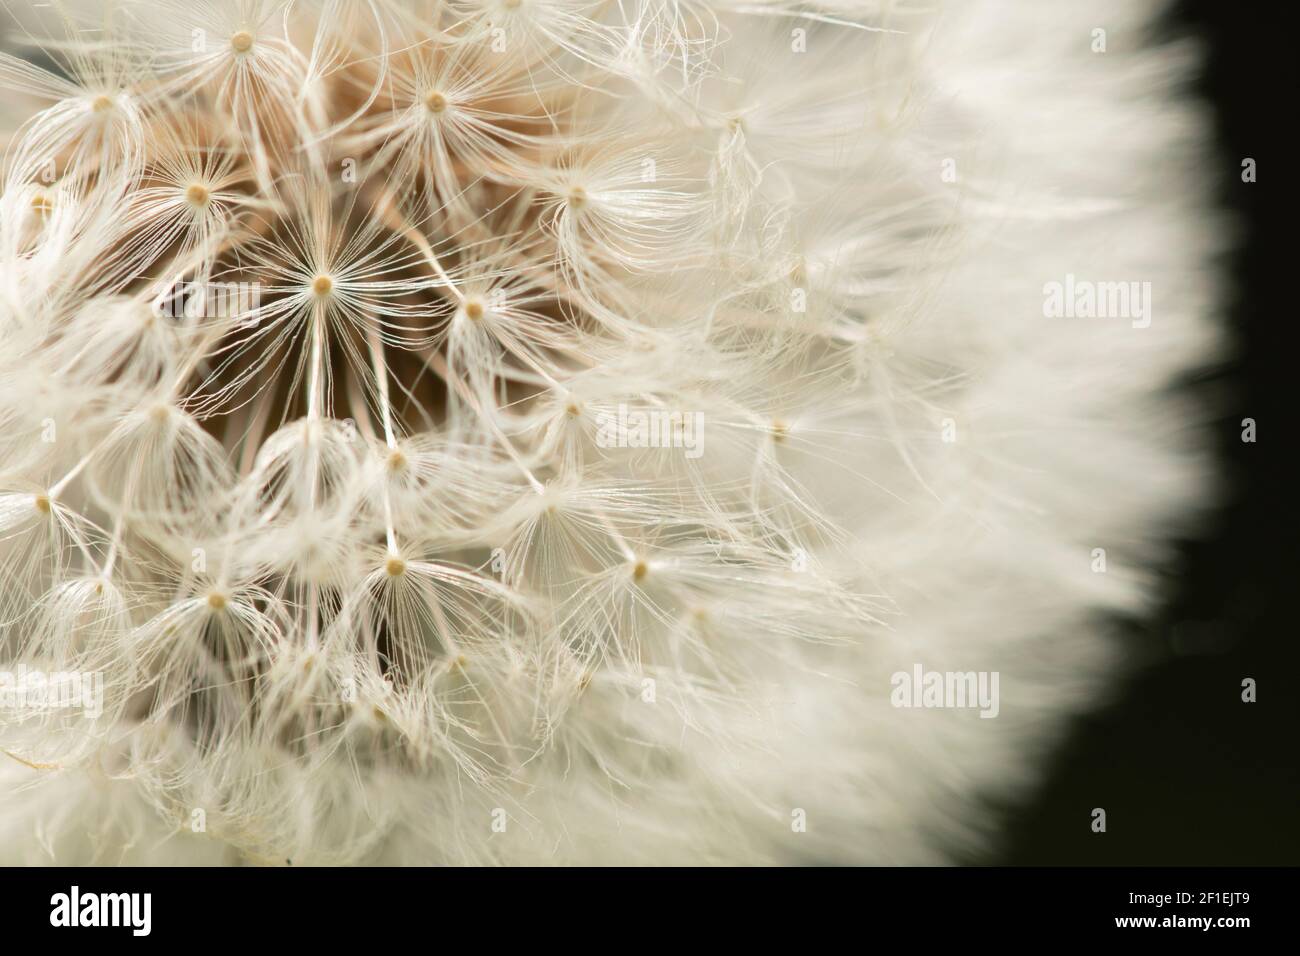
[0,0,1219,865]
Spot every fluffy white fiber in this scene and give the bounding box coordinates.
[0,0,1218,864]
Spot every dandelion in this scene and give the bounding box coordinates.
[0,0,1218,865]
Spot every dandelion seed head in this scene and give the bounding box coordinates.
[0,0,1219,867]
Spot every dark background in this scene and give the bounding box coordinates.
[986,1,1299,865]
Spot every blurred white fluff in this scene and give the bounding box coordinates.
[0,0,1219,864]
